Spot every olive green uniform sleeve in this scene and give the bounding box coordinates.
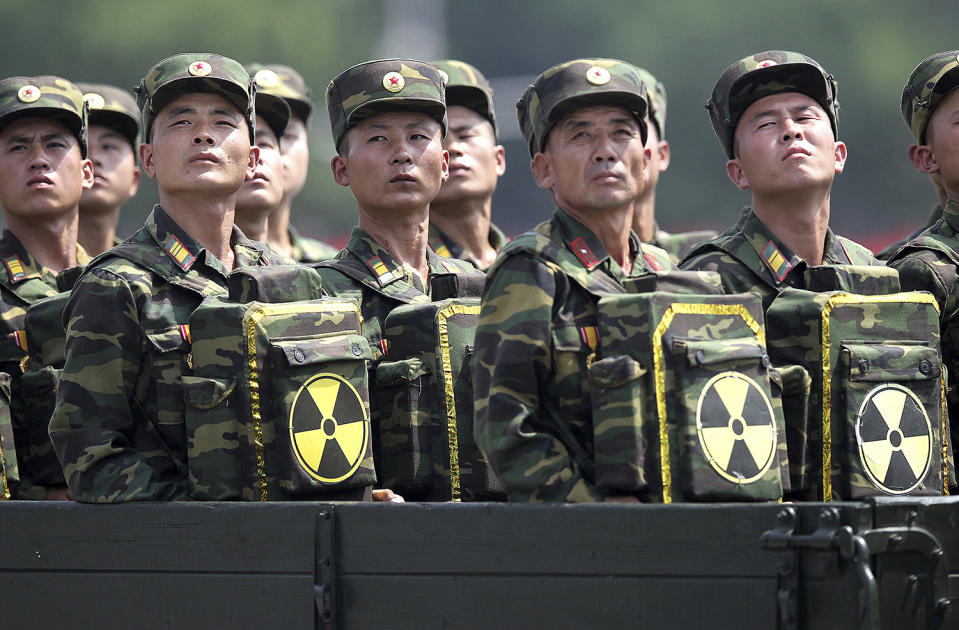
[473,253,604,503]
[50,268,189,502]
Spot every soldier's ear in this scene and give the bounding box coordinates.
[725,158,750,190]
[80,158,95,191]
[531,152,553,190]
[139,143,157,179]
[655,140,670,172]
[128,167,141,198]
[331,155,350,187]
[833,141,847,175]
[494,144,506,177]
[245,147,259,181]
[914,145,940,174]
[440,149,449,183]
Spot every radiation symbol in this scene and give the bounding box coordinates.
[696,371,777,484]
[289,373,369,484]
[856,383,932,495]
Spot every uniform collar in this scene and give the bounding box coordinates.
[427,221,509,263]
[942,199,959,232]
[0,230,89,287]
[147,205,264,277]
[554,208,651,276]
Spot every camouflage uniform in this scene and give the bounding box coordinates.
[684,51,879,308]
[0,76,90,498]
[652,225,718,264]
[889,51,959,438]
[681,208,879,311]
[876,206,942,261]
[428,60,507,271]
[473,59,675,503]
[246,63,339,263]
[49,54,286,502]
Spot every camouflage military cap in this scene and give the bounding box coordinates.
[0,75,88,157]
[245,63,313,122]
[254,91,290,140]
[326,58,447,153]
[135,53,255,144]
[707,50,840,159]
[901,51,959,144]
[77,82,139,149]
[433,59,497,136]
[635,67,666,140]
[516,58,649,157]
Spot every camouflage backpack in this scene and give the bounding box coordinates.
[0,372,16,499]
[589,270,787,503]
[184,265,376,501]
[765,265,951,500]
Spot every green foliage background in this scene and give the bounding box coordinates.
[0,0,953,251]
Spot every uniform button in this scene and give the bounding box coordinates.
[858,358,870,374]
[761,354,771,368]
[695,350,705,365]
[293,348,306,363]
[351,344,362,357]
[920,360,932,374]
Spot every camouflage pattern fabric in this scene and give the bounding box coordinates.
[635,66,666,140]
[889,198,959,463]
[427,222,508,271]
[0,75,88,156]
[706,50,840,159]
[312,227,479,364]
[680,207,881,312]
[591,288,786,503]
[77,82,139,148]
[433,59,497,135]
[136,52,255,143]
[877,205,943,260]
[49,206,286,502]
[245,63,313,121]
[472,208,673,503]
[186,289,374,501]
[225,263,324,304]
[0,372,15,499]
[0,231,88,498]
[901,50,959,144]
[765,287,948,501]
[288,224,339,263]
[517,58,649,157]
[326,58,447,153]
[653,227,718,264]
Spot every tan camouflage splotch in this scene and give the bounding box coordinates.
[136,53,255,143]
[433,59,497,134]
[326,58,447,153]
[706,50,840,158]
[517,58,649,157]
[77,82,139,148]
[765,288,948,500]
[681,207,882,312]
[634,66,666,140]
[245,63,313,121]
[901,50,959,144]
[50,207,286,502]
[890,198,959,475]
[472,209,673,503]
[0,75,88,156]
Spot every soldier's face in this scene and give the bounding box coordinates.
[280,115,309,198]
[330,111,449,215]
[139,92,257,198]
[80,124,140,215]
[0,116,94,220]
[432,106,504,205]
[532,105,649,214]
[237,115,285,220]
[727,92,846,195]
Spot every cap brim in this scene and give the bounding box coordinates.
[728,63,831,129]
[151,77,250,118]
[346,98,446,132]
[88,110,138,148]
[542,91,648,149]
[0,107,84,146]
[445,86,495,125]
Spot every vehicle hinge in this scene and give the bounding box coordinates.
[761,506,878,630]
[315,506,336,629]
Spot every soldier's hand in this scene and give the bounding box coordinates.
[372,488,405,503]
[603,495,640,504]
[45,486,74,501]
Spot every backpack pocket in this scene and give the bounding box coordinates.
[374,357,433,495]
[588,354,648,494]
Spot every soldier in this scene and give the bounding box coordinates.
[77,83,141,256]
[428,60,507,270]
[233,88,290,243]
[630,67,717,263]
[0,76,94,499]
[246,64,339,262]
[876,144,947,259]
[316,58,478,357]
[472,59,673,503]
[49,53,288,502]
[888,50,959,433]
[681,51,879,309]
